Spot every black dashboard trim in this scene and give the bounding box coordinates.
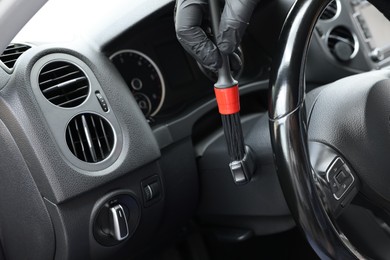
[153,80,269,149]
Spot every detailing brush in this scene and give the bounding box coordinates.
[209,0,255,185]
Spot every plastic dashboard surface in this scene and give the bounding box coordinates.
[0,0,387,224]
[0,0,389,259]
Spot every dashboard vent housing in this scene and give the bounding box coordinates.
[0,43,31,69]
[320,0,338,20]
[66,113,115,163]
[38,61,89,108]
[327,26,356,62]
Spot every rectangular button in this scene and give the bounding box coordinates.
[335,170,348,184]
[96,92,109,112]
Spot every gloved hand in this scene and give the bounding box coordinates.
[175,0,260,71]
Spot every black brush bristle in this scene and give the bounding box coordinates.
[221,113,246,161]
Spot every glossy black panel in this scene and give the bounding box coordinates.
[268,0,364,258]
[269,108,359,259]
[268,0,330,119]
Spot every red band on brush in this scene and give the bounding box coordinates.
[214,85,240,115]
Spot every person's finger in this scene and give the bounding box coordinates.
[229,52,242,73]
[175,0,222,70]
[217,0,259,54]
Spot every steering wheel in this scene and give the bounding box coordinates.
[269,0,390,259]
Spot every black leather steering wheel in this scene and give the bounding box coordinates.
[269,0,390,259]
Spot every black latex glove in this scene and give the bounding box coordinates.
[175,0,260,71]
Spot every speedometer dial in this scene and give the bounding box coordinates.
[110,50,165,117]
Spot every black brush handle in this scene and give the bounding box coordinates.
[209,0,245,162]
[209,0,237,88]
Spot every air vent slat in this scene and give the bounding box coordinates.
[67,126,78,158]
[99,117,112,153]
[90,115,105,159]
[74,118,88,162]
[48,85,89,102]
[39,70,81,86]
[38,61,90,108]
[2,46,30,54]
[42,76,87,94]
[66,113,114,163]
[3,59,18,65]
[81,115,98,163]
[57,94,89,107]
[0,52,27,59]
[328,37,354,47]
[48,86,88,106]
[39,65,71,77]
[0,43,31,69]
[320,0,338,20]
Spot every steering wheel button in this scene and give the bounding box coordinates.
[331,182,338,193]
[326,157,355,200]
[326,158,344,182]
[333,158,344,171]
[335,170,348,184]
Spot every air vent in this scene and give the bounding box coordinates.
[66,113,115,163]
[0,43,31,69]
[320,0,338,20]
[38,61,89,108]
[327,26,357,62]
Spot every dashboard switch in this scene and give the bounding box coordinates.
[96,92,109,112]
[93,193,140,246]
[141,175,162,207]
[109,204,129,241]
[143,182,160,202]
[144,185,153,201]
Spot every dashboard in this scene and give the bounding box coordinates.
[104,8,271,124]
[106,16,216,122]
[0,0,389,259]
[110,49,166,117]
[103,0,390,122]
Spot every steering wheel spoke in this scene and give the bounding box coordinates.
[309,142,359,218]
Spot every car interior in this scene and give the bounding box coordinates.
[1,0,390,259]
